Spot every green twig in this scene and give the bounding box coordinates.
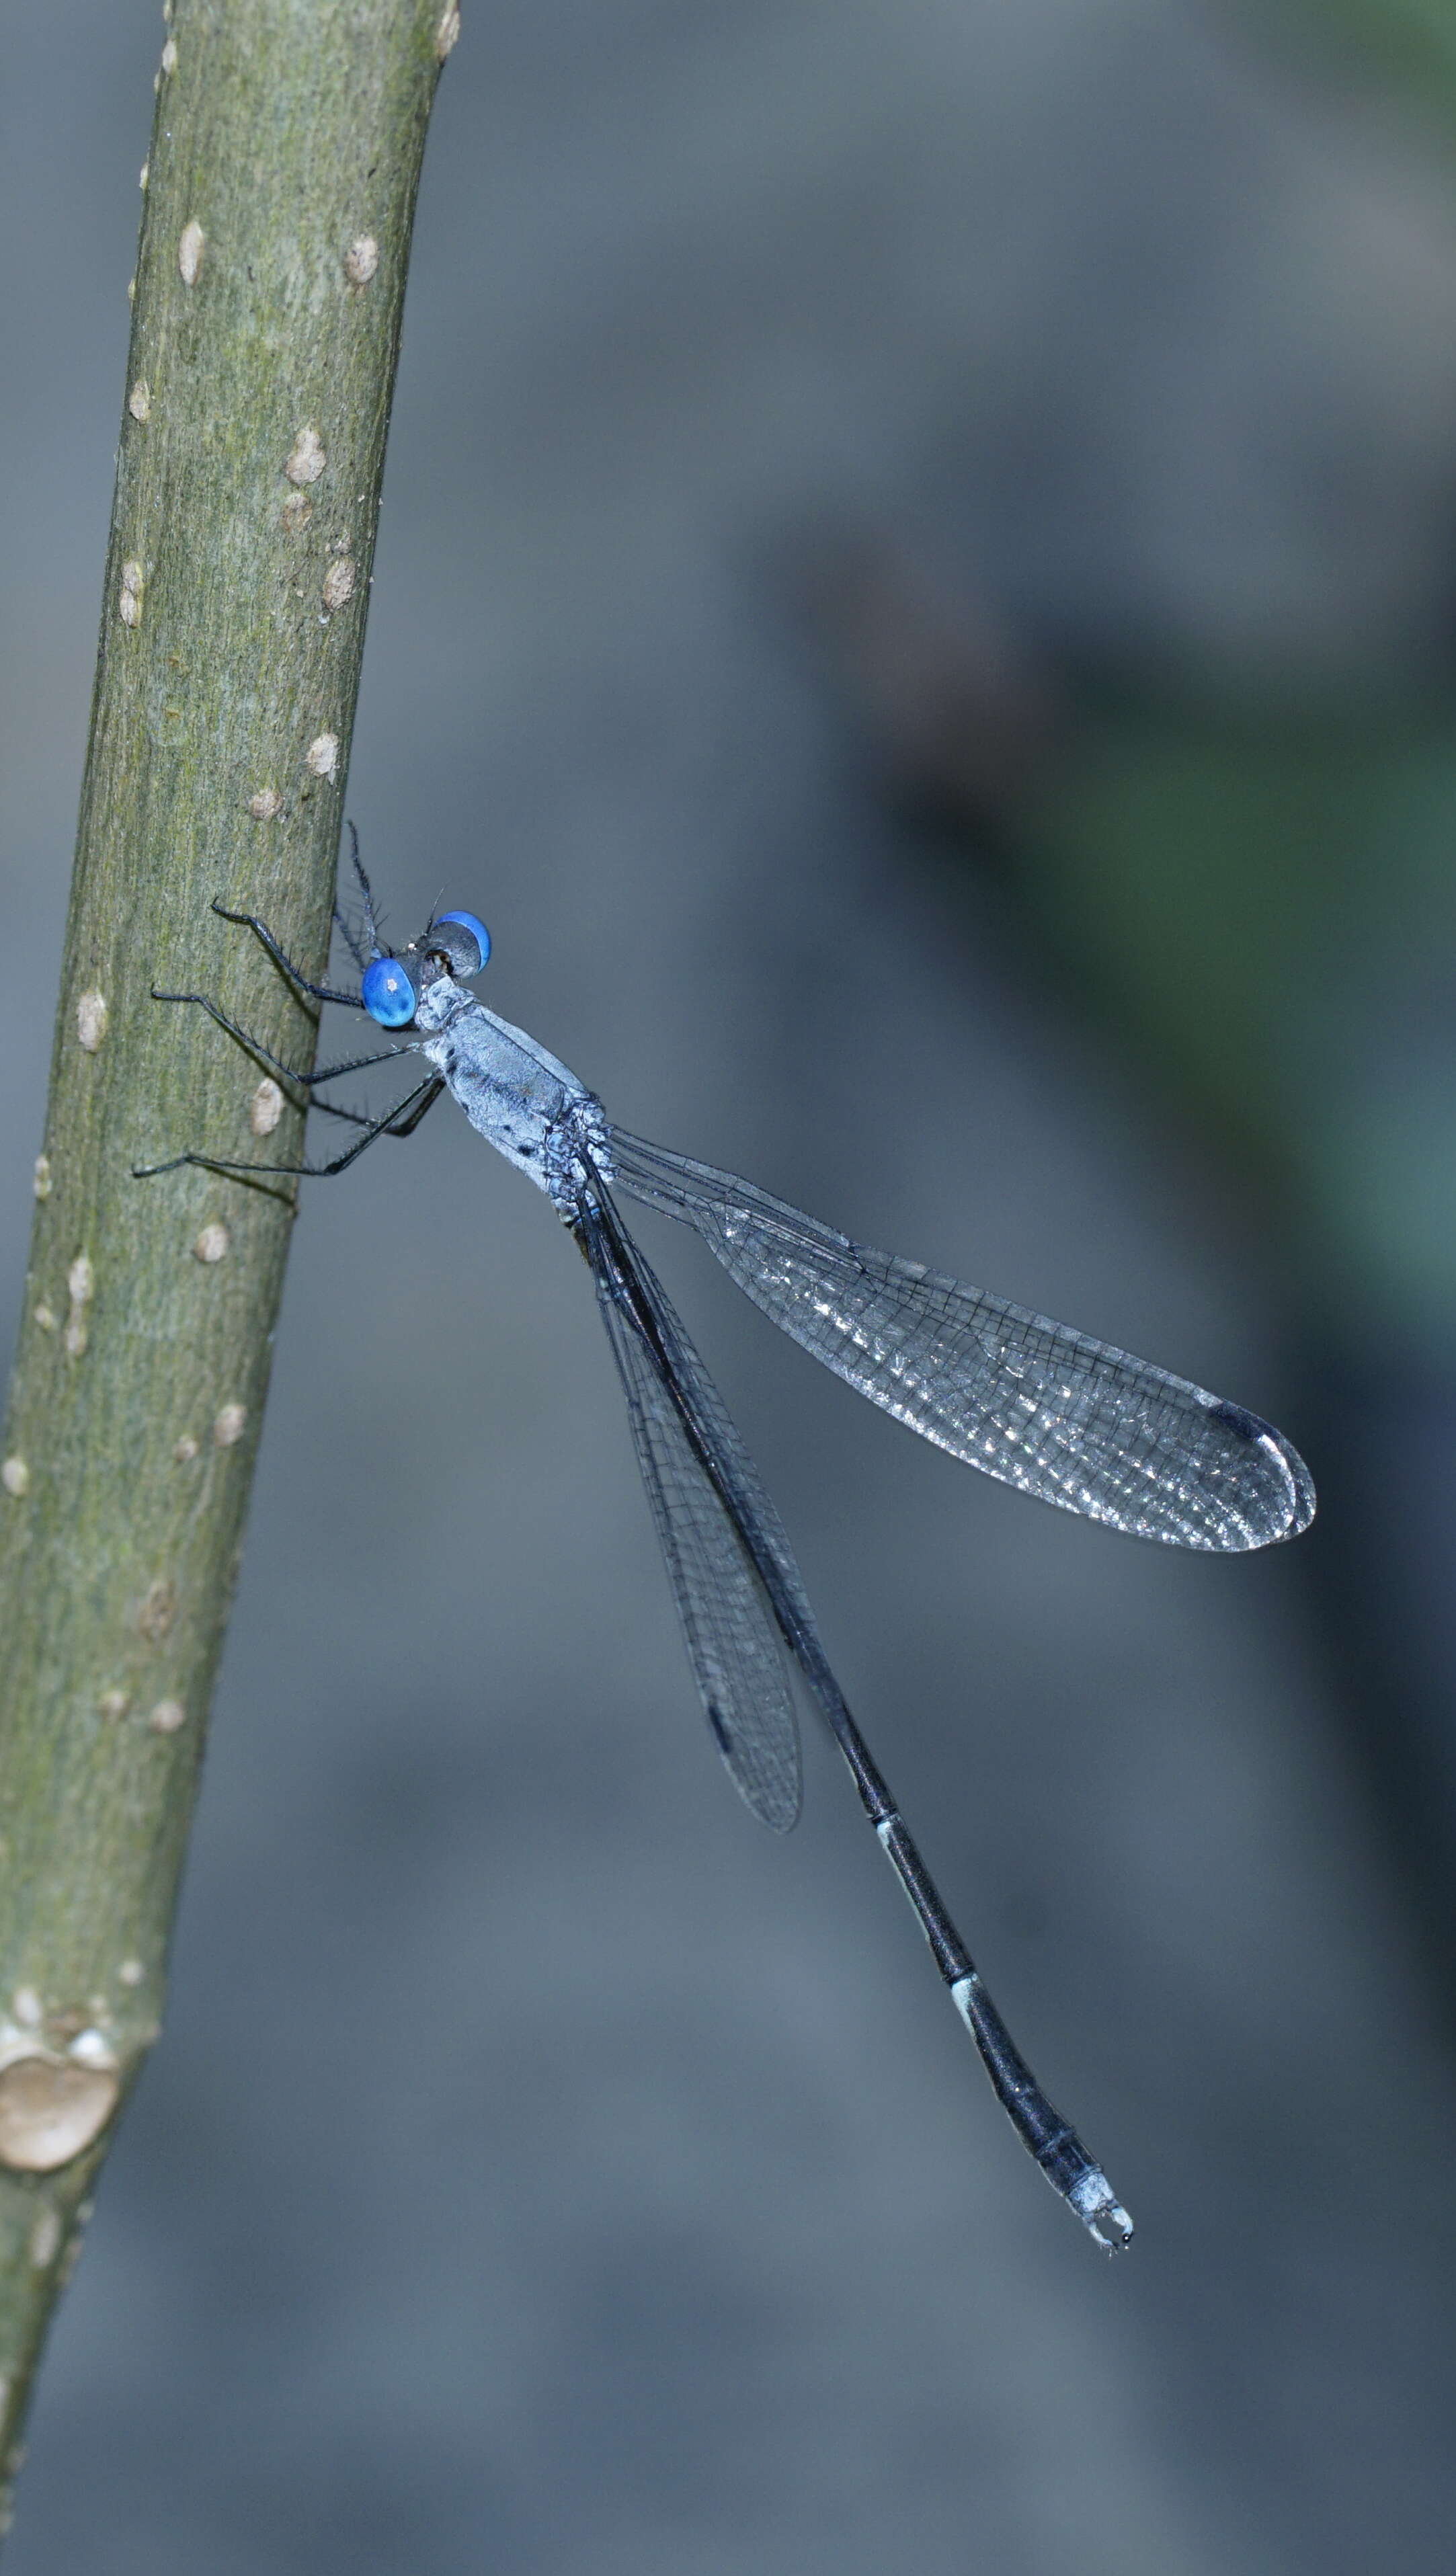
[0,0,458,2513]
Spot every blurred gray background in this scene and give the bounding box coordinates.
[4,3,1456,2569]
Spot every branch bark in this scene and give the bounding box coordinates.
[0,0,457,2506]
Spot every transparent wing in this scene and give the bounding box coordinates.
[606,1130,1315,1552]
[579,1182,805,1830]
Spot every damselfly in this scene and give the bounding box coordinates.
[138,844,1315,2249]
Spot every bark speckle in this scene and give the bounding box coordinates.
[285,426,326,487]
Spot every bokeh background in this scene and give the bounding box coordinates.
[4,3,1456,2568]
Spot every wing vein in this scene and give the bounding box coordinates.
[606,1128,1314,1551]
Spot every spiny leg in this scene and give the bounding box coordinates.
[348,820,384,950]
[307,1095,407,1131]
[210,899,364,1010]
[134,1076,445,1182]
[333,904,371,973]
[333,822,378,971]
[149,987,405,1091]
[364,1076,442,1141]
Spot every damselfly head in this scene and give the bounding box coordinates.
[359,910,491,1027]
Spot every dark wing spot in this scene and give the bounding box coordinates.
[1205,1398,1262,1441]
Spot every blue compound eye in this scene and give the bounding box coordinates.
[434,909,491,975]
[360,956,418,1027]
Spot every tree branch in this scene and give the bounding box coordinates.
[0,0,458,2505]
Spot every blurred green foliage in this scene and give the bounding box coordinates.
[1250,0,1456,114]
[1022,704,1456,1352]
